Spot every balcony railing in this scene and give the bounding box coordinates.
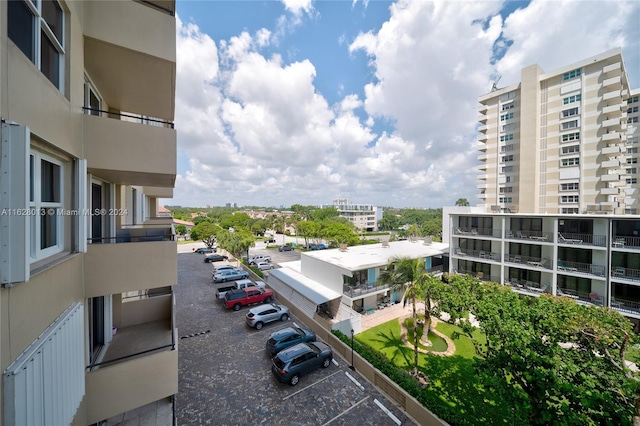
[506,254,553,270]
[504,278,549,294]
[506,230,554,242]
[611,236,640,249]
[89,227,175,244]
[455,248,501,262]
[457,269,500,283]
[556,260,606,277]
[83,107,174,129]
[611,266,640,282]
[612,297,640,315]
[557,232,607,247]
[557,288,604,306]
[343,282,389,298]
[453,227,502,238]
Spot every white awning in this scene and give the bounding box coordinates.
[268,268,342,305]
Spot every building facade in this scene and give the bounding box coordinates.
[478,48,638,215]
[445,207,640,330]
[319,198,383,231]
[1,1,177,424]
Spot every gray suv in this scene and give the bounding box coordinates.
[246,304,289,330]
[271,342,332,386]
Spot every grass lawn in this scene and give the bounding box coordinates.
[404,318,447,352]
[356,318,518,425]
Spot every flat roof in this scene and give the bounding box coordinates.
[269,268,342,304]
[301,240,449,271]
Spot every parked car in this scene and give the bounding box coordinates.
[245,304,289,330]
[211,265,239,277]
[213,269,249,283]
[255,261,274,271]
[266,325,316,356]
[248,255,271,265]
[204,254,228,263]
[271,342,333,386]
[215,279,265,300]
[194,247,215,254]
[278,245,294,252]
[223,286,274,310]
[308,244,327,250]
[265,238,276,244]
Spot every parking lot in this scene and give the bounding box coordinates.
[175,250,417,425]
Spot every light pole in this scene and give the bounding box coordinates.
[349,329,355,371]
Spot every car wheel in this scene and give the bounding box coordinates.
[222,278,227,282]
[264,296,272,303]
[281,314,289,322]
[233,303,241,311]
[289,374,300,386]
[322,357,331,368]
[254,322,263,330]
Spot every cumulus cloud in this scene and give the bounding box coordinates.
[171,1,640,208]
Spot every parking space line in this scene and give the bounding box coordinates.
[281,370,342,401]
[331,358,339,367]
[374,398,402,426]
[345,371,365,391]
[321,396,370,426]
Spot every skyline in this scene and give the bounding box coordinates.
[170,0,640,208]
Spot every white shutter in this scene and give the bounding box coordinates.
[76,159,87,253]
[0,123,30,285]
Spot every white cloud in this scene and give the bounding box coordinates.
[171,1,640,208]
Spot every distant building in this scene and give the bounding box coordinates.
[477,48,638,215]
[319,198,383,231]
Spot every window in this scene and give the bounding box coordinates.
[505,176,512,183]
[627,158,638,165]
[561,183,579,191]
[502,123,515,132]
[501,102,515,111]
[499,197,512,203]
[560,195,579,203]
[626,168,637,174]
[563,68,581,81]
[501,155,514,163]
[561,157,580,167]
[562,120,579,130]
[628,147,638,154]
[626,178,637,184]
[629,116,639,124]
[562,208,579,214]
[561,145,580,155]
[84,75,102,116]
[628,106,639,114]
[30,151,64,260]
[501,166,514,173]
[500,112,514,121]
[500,134,514,142]
[628,137,639,144]
[501,145,514,152]
[499,91,516,102]
[499,187,513,193]
[625,208,638,214]
[562,132,580,143]
[562,107,579,118]
[8,0,64,90]
[563,94,581,104]
[629,96,639,104]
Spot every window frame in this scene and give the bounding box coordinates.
[30,150,64,261]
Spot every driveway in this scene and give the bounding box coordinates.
[174,252,417,425]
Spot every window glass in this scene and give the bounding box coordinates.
[41,160,60,202]
[42,0,63,43]
[8,0,35,60]
[41,29,60,87]
[41,212,57,249]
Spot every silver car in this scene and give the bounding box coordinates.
[255,261,274,271]
[245,304,289,330]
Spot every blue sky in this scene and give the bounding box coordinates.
[171,0,640,208]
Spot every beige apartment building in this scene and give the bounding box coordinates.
[1,1,177,425]
[319,198,383,232]
[478,48,639,215]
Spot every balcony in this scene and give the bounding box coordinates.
[343,282,389,299]
[602,132,622,143]
[557,288,604,306]
[83,113,176,187]
[601,173,621,182]
[603,75,622,90]
[602,158,621,168]
[602,104,623,117]
[454,226,502,238]
[83,1,176,119]
[478,133,488,142]
[477,153,487,162]
[556,259,606,277]
[143,186,174,198]
[603,62,621,75]
[601,145,624,155]
[478,124,488,133]
[611,236,640,250]
[503,278,549,296]
[86,294,177,424]
[603,117,622,132]
[603,90,622,102]
[85,230,177,298]
[601,187,620,195]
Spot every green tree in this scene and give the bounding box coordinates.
[175,224,187,238]
[421,218,442,240]
[455,198,470,206]
[311,207,340,222]
[321,221,358,247]
[379,212,400,231]
[190,222,220,247]
[442,276,639,424]
[378,257,441,378]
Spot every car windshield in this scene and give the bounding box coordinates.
[273,357,286,370]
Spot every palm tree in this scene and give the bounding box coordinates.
[379,257,427,377]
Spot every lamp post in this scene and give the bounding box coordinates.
[349,329,355,371]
